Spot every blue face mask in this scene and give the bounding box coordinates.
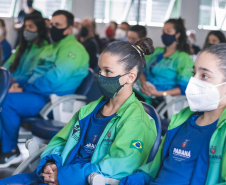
[161,33,176,46]
[97,74,127,99]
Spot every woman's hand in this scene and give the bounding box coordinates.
[40,164,59,185]
[9,83,23,93]
[141,84,163,97]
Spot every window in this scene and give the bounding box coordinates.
[94,0,181,26]
[32,0,72,18]
[0,0,71,18]
[0,0,16,17]
[199,0,226,30]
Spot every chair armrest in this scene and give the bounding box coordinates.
[13,146,46,175]
[40,94,87,120]
[88,172,120,185]
[158,96,188,119]
[13,139,47,175]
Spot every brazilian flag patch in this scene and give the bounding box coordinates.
[130,140,143,153]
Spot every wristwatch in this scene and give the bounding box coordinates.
[163,91,168,97]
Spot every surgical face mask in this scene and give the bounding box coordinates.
[185,77,226,112]
[23,30,38,41]
[0,28,3,37]
[50,26,67,42]
[161,33,176,46]
[115,28,127,40]
[97,73,128,99]
[72,27,79,36]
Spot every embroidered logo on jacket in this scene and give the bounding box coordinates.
[173,148,191,158]
[182,140,190,148]
[130,140,143,153]
[107,131,111,138]
[210,146,216,154]
[209,146,222,160]
[72,125,80,141]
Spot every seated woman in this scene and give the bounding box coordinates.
[203,30,226,49]
[0,38,157,185]
[120,43,226,185]
[4,14,49,84]
[140,18,193,99]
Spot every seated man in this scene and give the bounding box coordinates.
[127,25,147,44]
[79,18,99,71]
[0,10,89,168]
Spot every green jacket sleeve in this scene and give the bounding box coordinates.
[24,46,89,94]
[219,142,226,184]
[3,47,19,69]
[98,118,157,179]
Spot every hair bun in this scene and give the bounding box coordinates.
[135,37,155,55]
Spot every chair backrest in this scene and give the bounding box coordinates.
[141,101,162,163]
[75,68,94,96]
[0,67,10,107]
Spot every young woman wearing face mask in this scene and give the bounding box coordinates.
[203,30,226,50]
[140,18,193,100]
[4,14,49,84]
[120,43,226,185]
[0,38,157,185]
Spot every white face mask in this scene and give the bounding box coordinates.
[72,27,79,36]
[185,77,226,112]
[0,28,3,37]
[115,28,127,40]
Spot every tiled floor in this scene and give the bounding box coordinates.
[0,143,30,179]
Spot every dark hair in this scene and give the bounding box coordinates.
[165,18,190,54]
[0,18,6,38]
[10,14,49,73]
[202,43,226,80]
[0,19,5,27]
[203,30,226,49]
[110,21,118,30]
[121,22,130,28]
[129,25,147,39]
[102,37,154,81]
[52,10,74,27]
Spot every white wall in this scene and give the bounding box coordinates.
[3,0,226,48]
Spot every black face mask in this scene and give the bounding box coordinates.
[50,26,67,42]
[97,73,128,99]
[27,0,33,7]
[204,43,214,49]
[80,26,89,37]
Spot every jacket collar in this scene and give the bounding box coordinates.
[116,92,137,117]
[79,93,137,120]
[168,107,226,130]
[217,107,226,128]
[53,34,75,46]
